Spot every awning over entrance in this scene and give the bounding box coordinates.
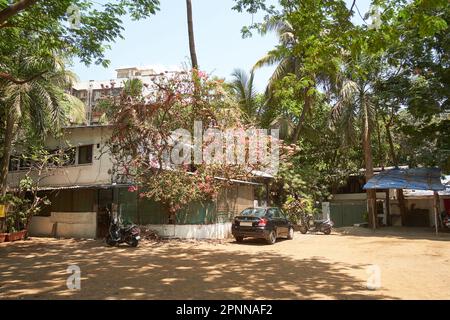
[363,167,445,235]
[363,168,446,191]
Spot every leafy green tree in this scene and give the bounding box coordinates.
[235,0,355,143]
[235,0,449,228]
[0,1,160,195]
[331,55,380,228]
[123,78,144,101]
[0,0,160,79]
[371,0,449,172]
[274,97,361,210]
[0,50,79,195]
[252,18,297,97]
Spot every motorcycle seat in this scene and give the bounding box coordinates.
[314,219,329,224]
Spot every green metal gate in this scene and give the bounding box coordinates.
[330,201,367,227]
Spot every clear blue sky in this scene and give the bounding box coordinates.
[71,0,371,92]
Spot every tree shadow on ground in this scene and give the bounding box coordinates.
[0,238,395,300]
[335,226,450,242]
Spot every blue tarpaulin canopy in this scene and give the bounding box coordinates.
[363,167,446,191]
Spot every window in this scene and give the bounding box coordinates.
[240,208,267,217]
[268,208,280,218]
[78,145,93,164]
[8,156,20,171]
[19,157,32,170]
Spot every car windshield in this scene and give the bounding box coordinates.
[240,208,267,217]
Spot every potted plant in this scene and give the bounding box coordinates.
[5,206,28,241]
[1,149,58,242]
[1,174,50,242]
[2,194,27,242]
[0,203,7,242]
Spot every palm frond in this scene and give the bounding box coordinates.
[260,18,295,45]
[264,57,297,100]
[230,68,248,99]
[230,68,258,121]
[61,94,86,125]
[340,80,359,104]
[252,51,283,70]
[247,70,256,101]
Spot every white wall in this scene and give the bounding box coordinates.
[28,212,97,239]
[28,216,53,236]
[144,223,233,239]
[7,126,113,188]
[403,196,449,227]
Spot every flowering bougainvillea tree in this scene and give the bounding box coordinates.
[102,70,283,215]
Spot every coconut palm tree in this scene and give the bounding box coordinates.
[186,0,198,69]
[252,18,298,98]
[229,68,259,123]
[123,78,144,100]
[252,17,324,142]
[0,53,81,195]
[331,78,378,229]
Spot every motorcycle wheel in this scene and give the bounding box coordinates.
[299,225,308,234]
[128,238,139,247]
[106,236,117,246]
[323,228,331,235]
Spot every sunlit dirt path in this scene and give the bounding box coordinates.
[1,227,449,299]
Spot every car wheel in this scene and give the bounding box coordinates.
[287,227,294,240]
[323,228,331,235]
[299,225,308,234]
[235,236,244,243]
[266,230,277,245]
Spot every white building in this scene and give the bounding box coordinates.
[7,66,270,239]
[70,67,180,125]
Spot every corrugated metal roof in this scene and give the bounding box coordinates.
[35,183,131,191]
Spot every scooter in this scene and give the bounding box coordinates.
[299,213,333,235]
[440,211,450,229]
[106,209,141,247]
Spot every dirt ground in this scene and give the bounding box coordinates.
[1,227,449,300]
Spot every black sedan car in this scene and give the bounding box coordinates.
[231,207,294,244]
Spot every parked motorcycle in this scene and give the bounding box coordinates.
[299,213,333,235]
[106,209,141,247]
[440,211,450,229]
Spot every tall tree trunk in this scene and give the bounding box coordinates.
[374,106,384,169]
[0,0,38,26]
[362,96,377,230]
[385,120,398,166]
[384,117,407,225]
[291,87,311,142]
[186,0,198,69]
[0,107,16,196]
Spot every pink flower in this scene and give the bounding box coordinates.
[193,69,207,79]
[128,185,138,193]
